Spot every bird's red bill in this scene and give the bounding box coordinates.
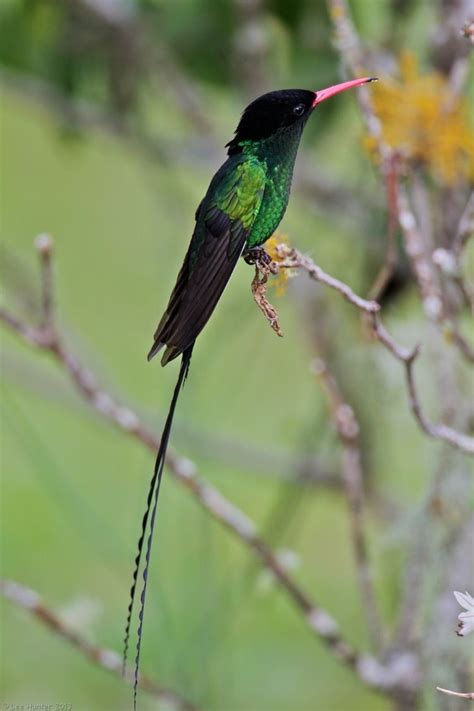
[312,76,377,106]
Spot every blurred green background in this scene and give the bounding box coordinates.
[1,1,473,710]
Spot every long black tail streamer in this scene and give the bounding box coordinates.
[121,344,194,707]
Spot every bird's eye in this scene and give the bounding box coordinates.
[293,103,305,116]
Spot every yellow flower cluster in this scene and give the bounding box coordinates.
[265,232,295,296]
[368,52,474,184]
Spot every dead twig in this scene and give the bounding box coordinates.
[251,255,283,336]
[1,578,198,710]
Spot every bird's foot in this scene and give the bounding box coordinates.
[243,246,271,267]
[244,247,280,278]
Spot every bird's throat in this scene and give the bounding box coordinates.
[242,125,306,248]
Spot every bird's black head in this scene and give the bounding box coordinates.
[227,89,315,155]
[226,78,377,155]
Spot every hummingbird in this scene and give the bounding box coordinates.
[124,76,376,705]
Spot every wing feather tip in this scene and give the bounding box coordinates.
[147,340,182,366]
[147,341,163,362]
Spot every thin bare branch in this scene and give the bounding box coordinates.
[1,578,198,710]
[276,244,380,314]
[371,315,474,454]
[437,686,474,700]
[312,357,385,651]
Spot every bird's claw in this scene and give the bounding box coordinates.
[243,247,272,266]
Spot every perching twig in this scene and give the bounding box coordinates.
[277,244,380,314]
[0,578,198,711]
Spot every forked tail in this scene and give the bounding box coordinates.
[122,343,194,708]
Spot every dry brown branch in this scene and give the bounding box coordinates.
[1,578,198,710]
[250,256,284,336]
[312,357,385,651]
[1,237,405,698]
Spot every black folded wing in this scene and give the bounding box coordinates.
[148,157,266,365]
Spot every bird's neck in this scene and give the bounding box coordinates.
[238,124,305,171]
